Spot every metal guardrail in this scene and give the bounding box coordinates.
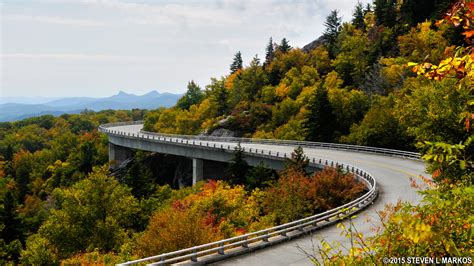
[97,121,417,265]
[99,121,420,160]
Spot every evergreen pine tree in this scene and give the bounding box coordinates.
[352,1,365,31]
[399,0,453,27]
[264,37,275,67]
[245,162,276,190]
[284,146,309,175]
[0,190,21,244]
[214,86,228,116]
[122,151,155,199]
[374,0,397,27]
[230,51,243,74]
[384,0,397,27]
[175,80,204,110]
[374,0,386,25]
[304,84,335,142]
[278,38,291,53]
[225,143,249,185]
[364,3,372,14]
[323,10,342,58]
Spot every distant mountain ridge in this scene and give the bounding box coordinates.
[0,90,181,122]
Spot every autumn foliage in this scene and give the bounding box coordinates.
[310,1,474,263]
[263,168,365,224]
[135,170,365,257]
[1,0,472,264]
[136,206,223,257]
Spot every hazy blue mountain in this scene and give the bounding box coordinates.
[0,103,71,122]
[44,97,97,107]
[0,96,62,105]
[0,90,181,122]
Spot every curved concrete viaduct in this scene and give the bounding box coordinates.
[100,123,428,265]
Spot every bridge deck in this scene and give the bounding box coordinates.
[102,123,427,266]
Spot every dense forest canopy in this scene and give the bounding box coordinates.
[1,0,473,264]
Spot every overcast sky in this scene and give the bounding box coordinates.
[1,0,369,98]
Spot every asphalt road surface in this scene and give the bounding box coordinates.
[106,124,428,266]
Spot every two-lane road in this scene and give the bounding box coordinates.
[104,124,428,265]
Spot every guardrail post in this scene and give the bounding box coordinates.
[262,235,269,242]
[242,237,249,248]
[276,152,279,156]
[218,243,225,255]
[298,224,304,231]
[191,252,198,262]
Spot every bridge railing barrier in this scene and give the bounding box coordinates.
[97,122,421,265]
[99,121,420,160]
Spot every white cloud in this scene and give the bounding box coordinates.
[4,14,107,27]
[81,0,254,27]
[1,53,161,63]
[3,0,370,97]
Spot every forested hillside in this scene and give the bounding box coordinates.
[143,0,463,152]
[1,0,472,264]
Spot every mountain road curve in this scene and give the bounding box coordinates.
[100,123,428,266]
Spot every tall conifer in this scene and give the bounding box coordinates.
[230,51,243,74]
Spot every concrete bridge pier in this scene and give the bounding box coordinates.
[192,158,204,185]
[109,143,132,170]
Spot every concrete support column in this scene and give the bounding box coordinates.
[109,143,132,170]
[192,158,204,185]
